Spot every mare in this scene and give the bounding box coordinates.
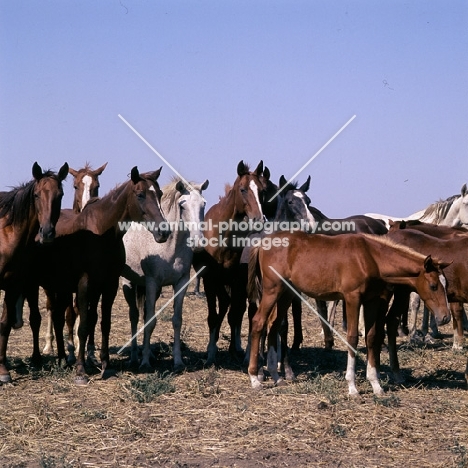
[247,231,451,395]
[121,177,209,372]
[42,162,108,360]
[365,183,468,228]
[192,160,265,365]
[20,167,169,385]
[0,162,69,382]
[386,228,468,386]
[388,219,468,341]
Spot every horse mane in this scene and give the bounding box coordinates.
[161,177,199,208]
[420,194,460,223]
[0,171,61,226]
[308,205,329,221]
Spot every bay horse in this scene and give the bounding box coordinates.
[388,219,468,341]
[0,162,69,382]
[386,228,468,383]
[42,162,108,359]
[247,231,451,396]
[192,160,265,365]
[121,177,209,372]
[13,167,169,385]
[365,183,468,228]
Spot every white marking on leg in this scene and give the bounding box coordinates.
[367,362,384,395]
[345,354,359,396]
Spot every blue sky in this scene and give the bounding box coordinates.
[1,1,467,218]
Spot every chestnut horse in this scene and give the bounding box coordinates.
[0,162,69,383]
[247,231,451,396]
[17,167,168,385]
[42,162,108,360]
[192,160,265,365]
[386,227,468,383]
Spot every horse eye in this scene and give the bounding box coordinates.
[74,185,78,190]
[240,188,247,194]
[430,284,437,291]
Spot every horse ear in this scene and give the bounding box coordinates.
[175,180,185,192]
[299,175,311,193]
[32,162,43,181]
[400,220,407,229]
[131,166,141,183]
[263,166,271,181]
[438,260,453,270]
[423,255,436,272]
[253,160,264,176]
[151,167,162,181]
[461,183,467,197]
[69,167,78,177]
[93,162,108,176]
[279,175,287,188]
[58,163,69,181]
[201,179,209,191]
[237,160,248,176]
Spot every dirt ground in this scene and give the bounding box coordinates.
[1,284,467,468]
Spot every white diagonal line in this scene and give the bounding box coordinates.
[118,114,195,191]
[268,114,356,202]
[268,265,359,355]
[117,267,205,355]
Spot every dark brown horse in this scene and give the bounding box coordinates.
[40,162,108,361]
[386,227,468,384]
[0,162,69,382]
[247,231,451,395]
[3,167,168,385]
[192,160,265,365]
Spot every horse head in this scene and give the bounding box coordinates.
[175,178,209,252]
[456,183,468,226]
[69,162,108,213]
[233,160,264,223]
[129,166,170,243]
[32,161,69,244]
[416,255,452,327]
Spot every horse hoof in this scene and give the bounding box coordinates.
[274,379,287,387]
[74,375,89,386]
[67,355,77,366]
[0,373,12,384]
[173,363,185,374]
[139,363,153,374]
[12,320,24,330]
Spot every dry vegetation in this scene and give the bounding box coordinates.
[1,284,468,468]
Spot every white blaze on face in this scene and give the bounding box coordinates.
[249,179,264,217]
[293,190,315,224]
[439,273,451,309]
[81,174,92,209]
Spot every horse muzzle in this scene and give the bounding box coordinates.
[37,225,56,244]
[153,226,170,243]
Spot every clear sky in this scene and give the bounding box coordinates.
[1,1,467,218]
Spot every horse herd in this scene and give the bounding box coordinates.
[0,160,467,396]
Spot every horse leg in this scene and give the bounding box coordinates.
[26,286,42,366]
[85,291,100,367]
[243,301,258,366]
[227,265,248,359]
[386,287,408,384]
[122,281,140,367]
[290,296,303,351]
[74,274,90,384]
[343,295,361,396]
[0,288,22,383]
[99,278,119,377]
[248,290,280,389]
[317,299,334,349]
[408,292,421,342]
[172,278,189,372]
[363,295,387,396]
[49,291,69,369]
[140,276,160,372]
[451,302,465,350]
[65,295,78,365]
[42,289,55,355]
[205,275,229,366]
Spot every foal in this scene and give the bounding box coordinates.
[247,231,451,396]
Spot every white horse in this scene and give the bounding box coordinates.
[121,178,209,372]
[365,183,468,229]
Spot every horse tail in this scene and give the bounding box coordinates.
[247,245,262,304]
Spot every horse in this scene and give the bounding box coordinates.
[121,177,209,372]
[42,162,108,359]
[192,160,265,365]
[388,219,468,340]
[0,162,69,383]
[365,183,468,228]
[386,228,468,384]
[13,167,169,385]
[247,231,451,396]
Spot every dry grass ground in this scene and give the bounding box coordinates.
[1,284,467,468]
